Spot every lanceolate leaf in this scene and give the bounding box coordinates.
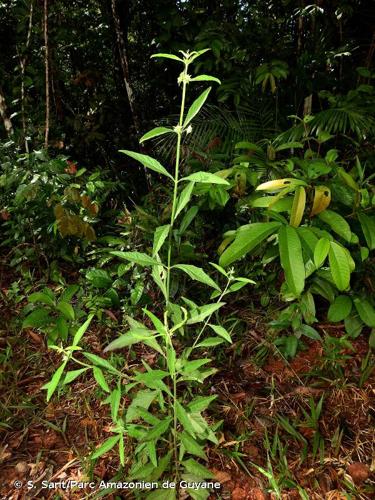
[328,241,351,291]
[278,225,305,297]
[289,186,306,227]
[318,210,351,242]
[140,127,173,143]
[110,251,161,267]
[219,222,280,267]
[73,314,94,346]
[92,435,120,460]
[183,87,211,127]
[187,302,225,324]
[43,361,67,402]
[191,75,221,84]
[103,328,157,352]
[173,264,220,291]
[119,150,173,180]
[153,225,170,255]
[151,53,183,62]
[174,181,195,220]
[182,171,229,185]
[310,186,331,216]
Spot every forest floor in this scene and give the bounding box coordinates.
[1,272,374,499]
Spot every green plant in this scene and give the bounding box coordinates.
[0,150,114,262]
[37,49,254,498]
[217,141,375,354]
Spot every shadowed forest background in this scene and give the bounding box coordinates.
[0,1,375,499]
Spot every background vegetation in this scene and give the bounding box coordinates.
[0,1,374,498]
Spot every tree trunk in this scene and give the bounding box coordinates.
[110,0,141,137]
[0,86,14,137]
[19,0,34,152]
[43,0,50,149]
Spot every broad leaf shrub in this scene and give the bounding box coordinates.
[28,50,255,496]
[0,148,114,263]
[218,141,375,353]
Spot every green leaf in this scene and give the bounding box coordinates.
[43,361,67,402]
[353,298,375,327]
[103,328,157,353]
[73,314,94,346]
[110,388,121,421]
[144,417,172,441]
[56,301,75,321]
[328,242,351,291]
[358,213,375,250]
[82,352,119,374]
[93,367,110,392]
[219,222,280,267]
[176,401,196,436]
[314,238,330,268]
[147,440,158,467]
[328,295,352,322]
[182,171,229,185]
[140,127,173,143]
[183,88,211,127]
[208,324,232,343]
[147,488,176,500]
[119,150,173,180]
[175,182,195,220]
[188,395,217,413]
[344,314,363,338]
[22,308,51,329]
[63,368,89,385]
[151,53,183,62]
[179,205,199,234]
[173,264,220,291]
[110,251,161,267]
[28,291,55,306]
[299,325,321,340]
[196,337,224,347]
[180,432,206,459]
[278,226,305,297]
[318,210,352,242]
[86,269,112,288]
[183,458,214,478]
[153,225,170,256]
[191,75,221,84]
[187,302,225,324]
[92,435,120,460]
[126,390,158,423]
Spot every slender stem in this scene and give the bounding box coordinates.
[166,66,188,305]
[164,61,189,482]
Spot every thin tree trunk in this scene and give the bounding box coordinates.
[0,86,14,137]
[110,0,141,136]
[43,0,50,149]
[19,0,34,152]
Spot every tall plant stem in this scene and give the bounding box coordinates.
[164,62,189,481]
[166,67,188,304]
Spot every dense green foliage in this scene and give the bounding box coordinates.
[1,1,374,498]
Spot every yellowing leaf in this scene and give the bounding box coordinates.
[310,185,331,216]
[256,178,306,191]
[289,186,306,227]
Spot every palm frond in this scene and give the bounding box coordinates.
[153,100,275,163]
